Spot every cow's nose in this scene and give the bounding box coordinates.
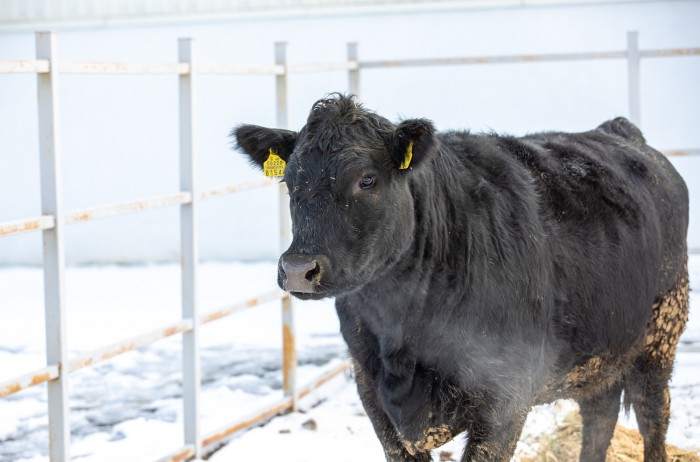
[279,254,324,293]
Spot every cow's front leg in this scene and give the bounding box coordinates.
[460,406,528,462]
[354,360,433,462]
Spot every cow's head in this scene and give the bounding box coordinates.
[233,94,438,300]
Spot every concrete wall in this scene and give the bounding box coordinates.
[0,0,699,264]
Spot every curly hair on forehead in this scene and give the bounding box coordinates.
[304,93,394,147]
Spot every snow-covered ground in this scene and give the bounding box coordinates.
[1,257,699,461]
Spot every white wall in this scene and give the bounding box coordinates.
[1,0,699,265]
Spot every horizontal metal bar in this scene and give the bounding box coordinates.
[59,61,190,75]
[297,361,351,401]
[640,48,700,58]
[67,319,193,373]
[200,290,287,325]
[64,192,192,224]
[0,215,55,237]
[663,148,700,157]
[198,178,274,201]
[360,51,629,69]
[288,62,359,73]
[2,47,696,77]
[359,46,700,69]
[201,360,351,448]
[154,444,195,462]
[0,365,59,399]
[1,178,278,238]
[197,64,284,75]
[0,59,49,73]
[202,397,292,448]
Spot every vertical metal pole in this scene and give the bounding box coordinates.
[627,31,641,126]
[36,31,70,462]
[275,42,288,130]
[347,42,360,100]
[179,37,201,458]
[275,42,298,411]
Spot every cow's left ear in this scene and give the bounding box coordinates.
[231,124,297,171]
[389,119,438,171]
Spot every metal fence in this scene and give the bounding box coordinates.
[0,30,698,462]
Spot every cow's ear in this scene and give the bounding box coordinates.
[390,119,437,171]
[231,124,297,170]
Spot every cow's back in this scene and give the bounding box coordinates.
[443,119,688,361]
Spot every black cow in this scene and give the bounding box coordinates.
[233,94,689,462]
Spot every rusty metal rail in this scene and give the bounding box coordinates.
[1,30,699,462]
[663,149,700,157]
[359,47,700,69]
[0,365,59,399]
[200,289,286,325]
[200,360,351,448]
[0,215,55,237]
[67,320,194,373]
[0,32,339,462]
[0,59,50,73]
[0,179,273,238]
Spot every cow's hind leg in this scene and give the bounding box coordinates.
[577,382,623,462]
[625,365,672,462]
[626,268,689,462]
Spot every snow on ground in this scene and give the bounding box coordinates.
[0,261,345,461]
[1,257,699,461]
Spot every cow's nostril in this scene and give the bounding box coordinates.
[305,261,321,282]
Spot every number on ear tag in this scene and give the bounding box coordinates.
[263,148,286,177]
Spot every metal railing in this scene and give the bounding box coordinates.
[0,30,698,462]
[0,32,352,462]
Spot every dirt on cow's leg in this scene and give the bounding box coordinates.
[353,360,433,462]
[626,266,689,462]
[577,382,623,462]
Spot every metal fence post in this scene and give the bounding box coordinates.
[179,37,201,458]
[347,42,360,99]
[627,31,641,126]
[36,31,70,462]
[275,42,298,411]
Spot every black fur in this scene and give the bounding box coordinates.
[232,94,689,462]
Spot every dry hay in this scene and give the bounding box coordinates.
[519,411,700,462]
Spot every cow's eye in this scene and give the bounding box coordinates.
[359,175,376,189]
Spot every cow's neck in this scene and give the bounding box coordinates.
[352,153,479,348]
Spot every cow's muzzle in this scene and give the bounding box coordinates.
[278,253,329,295]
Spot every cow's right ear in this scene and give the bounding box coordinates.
[231,124,297,170]
[389,118,438,171]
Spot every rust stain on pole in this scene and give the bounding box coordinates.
[71,212,91,222]
[202,400,292,447]
[0,367,59,398]
[663,149,699,157]
[201,362,351,447]
[30,371,53,386]
[154,445,195,462]
[297,362,352,400]
[0,382,22,398]
[282,324,296,393]
[163,326,180,337]
[0,218,45,236]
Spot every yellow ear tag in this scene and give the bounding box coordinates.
[263,148,286,178]
[399,141,413,170]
